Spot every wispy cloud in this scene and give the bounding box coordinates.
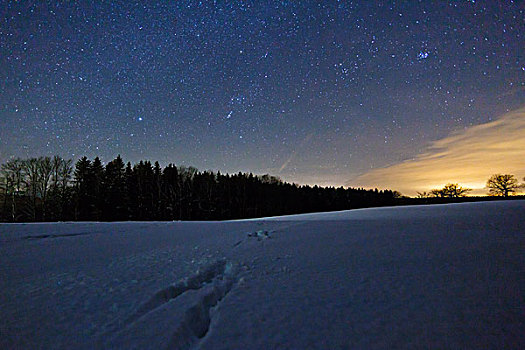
[347,108,525,196]
[278,133,314,173]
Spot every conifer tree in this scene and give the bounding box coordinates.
[90,157,105,220]
[74,156,92,220]
[104,155,127,220]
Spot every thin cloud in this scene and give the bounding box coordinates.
[347,108,525,196]
[279,133,314,173]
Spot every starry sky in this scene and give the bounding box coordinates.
[1,1,524,191]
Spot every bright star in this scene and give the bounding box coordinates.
[417,51,429,60]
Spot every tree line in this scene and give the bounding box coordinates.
[417,174,525,198]
[0,155,399,222]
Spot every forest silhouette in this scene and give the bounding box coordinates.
[0,155,398,222]
[2,155,522,222]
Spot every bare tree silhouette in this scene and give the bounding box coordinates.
[486,174,520,197]
[430,183,471,198]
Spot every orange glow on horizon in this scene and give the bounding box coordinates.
[347,107,525,196]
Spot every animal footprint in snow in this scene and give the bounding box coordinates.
[247,230,272,240]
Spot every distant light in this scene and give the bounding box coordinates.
[138,117,143,121]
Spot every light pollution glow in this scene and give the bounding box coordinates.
[348,107,525,196]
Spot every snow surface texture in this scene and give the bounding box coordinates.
[1,201,524,349]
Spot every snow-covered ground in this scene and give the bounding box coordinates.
[1,201,523,349]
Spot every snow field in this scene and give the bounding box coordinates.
[1,200,523,349]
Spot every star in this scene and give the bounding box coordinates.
[417,51,429,60]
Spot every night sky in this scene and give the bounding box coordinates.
[1,1,523,190]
